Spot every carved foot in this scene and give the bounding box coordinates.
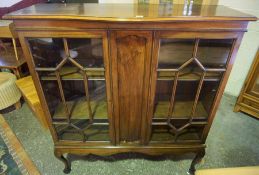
[54,151,71,174]
[188,149,205,175]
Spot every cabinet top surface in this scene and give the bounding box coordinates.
[3,3,257,22]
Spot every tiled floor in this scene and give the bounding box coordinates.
[2,94,259,175]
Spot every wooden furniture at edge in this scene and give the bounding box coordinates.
[0,20,26,78]
[4,3,256,174]
[196,166,259,175]
[234,49,259,118]
[15,76,48,129]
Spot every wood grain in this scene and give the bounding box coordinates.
[111,31,152,142]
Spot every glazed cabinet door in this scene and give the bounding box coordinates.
[110,31,152,144]
[22,31,115,144]
[148,31,239,144]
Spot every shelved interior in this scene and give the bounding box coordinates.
[154,80,221,119]
[151,38,233,142]
[28,37,109,142]
[27,36,234,143]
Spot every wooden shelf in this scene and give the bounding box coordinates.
[39,67,221,81]
[158,70,222,81]
[53,98,107,120]
[154,101,208,119]
[0,47,26,68]
[40,67,105,81]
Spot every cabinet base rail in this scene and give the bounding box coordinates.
[54,145,206,174]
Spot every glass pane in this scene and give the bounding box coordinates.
[67,38,104,68]
[158,39,195,69]
[154,65,222,119]
[38,72,62,116]
[196,81,221,116]
[30,37,109,142]
[154,80,172,118]
[28,38,64,68]
[154,80,220,119]
[197,39,233,68]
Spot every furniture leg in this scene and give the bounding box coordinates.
[14,100,21,110]
[233,104,241,112]
[12,38,19,60]
[13,68,21,79]
[188,149,205,175]
[54,150,71,174]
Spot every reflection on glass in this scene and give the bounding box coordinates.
[28,38,64,68]
[197,39,233,68]
[67,38,103,68]
[158,39,195,69]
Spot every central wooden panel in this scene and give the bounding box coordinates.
[111,31,152,143]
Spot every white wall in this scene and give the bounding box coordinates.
[99,0,134,3]
[0,0,21,7]
[218,0,259,96]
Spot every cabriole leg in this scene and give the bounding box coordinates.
[188,149,205,175]
[54,150,71,174]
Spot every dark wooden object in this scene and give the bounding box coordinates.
[4,3,256,174]
[0,50,26,78]
[234,49,259,118]
[0,20,27,78]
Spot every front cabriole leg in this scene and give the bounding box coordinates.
[54,150,71,174]
[188,149,205,175]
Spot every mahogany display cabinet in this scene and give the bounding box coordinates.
[4,3,256,174]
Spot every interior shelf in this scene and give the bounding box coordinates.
[154,101,208,119]
[40,67,105,81]
[157,69,222,81]
[53,98,107,120]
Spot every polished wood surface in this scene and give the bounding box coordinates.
[111,31,152,143]
[3,3,257,22]
[196,166,259,175]
[15,76,49,129]
[0,20,16,38]
[7,3,256,174]
[234,50,259,118]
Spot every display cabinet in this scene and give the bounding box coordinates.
[4,3,256,174]
[234,50,259,118]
